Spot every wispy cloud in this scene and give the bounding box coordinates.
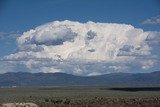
[0,32,20,56]
[142,15,160,25]
[0,32,20,40]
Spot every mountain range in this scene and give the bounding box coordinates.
[0,71,160,87]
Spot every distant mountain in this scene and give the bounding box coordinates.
[0,71,160,87]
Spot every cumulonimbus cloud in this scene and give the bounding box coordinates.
[2,20,160,76]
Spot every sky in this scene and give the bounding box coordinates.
[0,0,160,75]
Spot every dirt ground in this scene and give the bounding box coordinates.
[2,103,38,107]
[37,97,160,107]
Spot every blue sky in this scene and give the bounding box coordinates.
[0,0,160,32]
[0,0,160,74]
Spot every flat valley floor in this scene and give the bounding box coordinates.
[0,86,160,107]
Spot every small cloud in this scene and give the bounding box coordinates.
[0,32,20,39]
[142,15,160,25]
[87,72,101,76]
[0,32,20,55]
[141,60,154,70]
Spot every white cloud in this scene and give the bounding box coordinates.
[87,72,101,76]
[1,20,160,76]
[141,60,154,70]
[109,66,129,72]
[142,15,160,25]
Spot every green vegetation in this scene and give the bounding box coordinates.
[0,86,160,107]
[0,86,160,103]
